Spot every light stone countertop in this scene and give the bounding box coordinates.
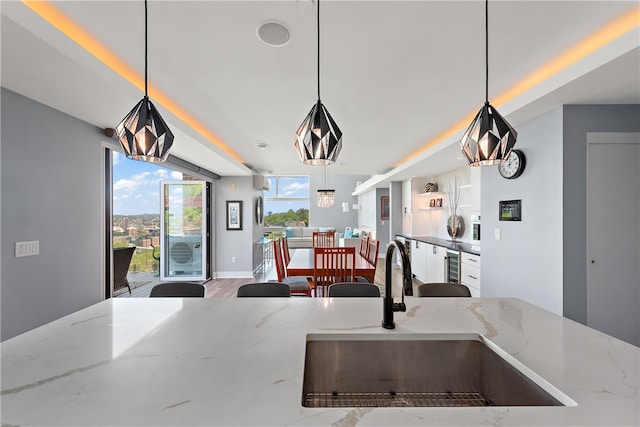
[1,297,638,426]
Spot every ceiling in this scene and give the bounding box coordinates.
[2,1,639,190]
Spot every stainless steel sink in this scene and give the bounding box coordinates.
[302,333,575,408]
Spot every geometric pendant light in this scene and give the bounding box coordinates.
[116,0,174,163]
[460,0,517,166]
[295,0,343,166]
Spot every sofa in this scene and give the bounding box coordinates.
[338,228,372,249]
[264,226,341,248]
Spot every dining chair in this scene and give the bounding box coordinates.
[273,238,312,296]
[355,239,380,283]
[358,236,370,258]
[313,247,356,297]
[416,283,471,297]
[281,235,291,265]
[328,282,380,297]
[237,282,291,297]
[149,282,205,297]
[312,231,335,247]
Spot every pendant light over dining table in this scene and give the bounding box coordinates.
[294,0,343,166]
[317,165,335,208]
[116,0,174,163]
[460,0,517,166]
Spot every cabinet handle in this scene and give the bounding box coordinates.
[468,258,478,263]
[468,275,478,280]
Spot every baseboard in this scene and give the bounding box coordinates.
[215,271,254,279]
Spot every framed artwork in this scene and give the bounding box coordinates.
[381,196,390,220]
[435,198,443,207]
[226,200,243,230]
[499,199,522,221]
[430,199,436,207]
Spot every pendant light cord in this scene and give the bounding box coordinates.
[317,0,321,101]
[322,165,326,188]
[485,0,488,103]
[144,0,148,98]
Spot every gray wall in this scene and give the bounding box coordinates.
[309,173,368,232]
[389,181,403,242]
[481,104,640,321]
[1,88,103,340]
[215,176,255,277]
[481,108,564,315]
[376,188,390,251]
[562,105,640,324]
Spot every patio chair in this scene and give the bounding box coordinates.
[237,282,291,297]
[416,283,471,297]
[113,246,136,294]
[150,282,205,297]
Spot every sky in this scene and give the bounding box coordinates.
[264,176,309,214]
[113,157,310,215]
[113,152,182,215]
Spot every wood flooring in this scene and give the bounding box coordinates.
[116,253,418,299]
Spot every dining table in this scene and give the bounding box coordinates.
[286,247,376,287]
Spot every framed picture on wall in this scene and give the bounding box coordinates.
[226,200,243,230]
[381,196,390,220]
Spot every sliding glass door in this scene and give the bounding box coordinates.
[160,181,207,281]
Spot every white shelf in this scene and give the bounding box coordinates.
[420,191,444,196]
[419,207,443,210]
[459,184,471,189]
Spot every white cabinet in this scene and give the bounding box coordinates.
[410,239,428,283]
[461,252,481,297]
[425,244,446,283]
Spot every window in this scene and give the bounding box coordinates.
[112,152,184,275]
[264,176,309,226]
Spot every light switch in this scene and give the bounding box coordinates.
[494,228,501,240]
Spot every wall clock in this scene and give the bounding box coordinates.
[498,149,526,179]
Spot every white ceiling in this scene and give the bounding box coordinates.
[2,1,639,189]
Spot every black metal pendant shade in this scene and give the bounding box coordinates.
[460,101,517,166]
[116,96,174,162]
[460,0,517,166]
[295,0,342,165]
[115,0,173,163]
[295,100,343,165]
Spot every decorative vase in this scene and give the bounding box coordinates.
[447,214,465,241]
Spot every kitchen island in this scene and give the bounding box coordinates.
[1,297,638,426]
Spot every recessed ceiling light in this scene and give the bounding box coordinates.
[257,21,291,47]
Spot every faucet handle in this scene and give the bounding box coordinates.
[392,302,406,313]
